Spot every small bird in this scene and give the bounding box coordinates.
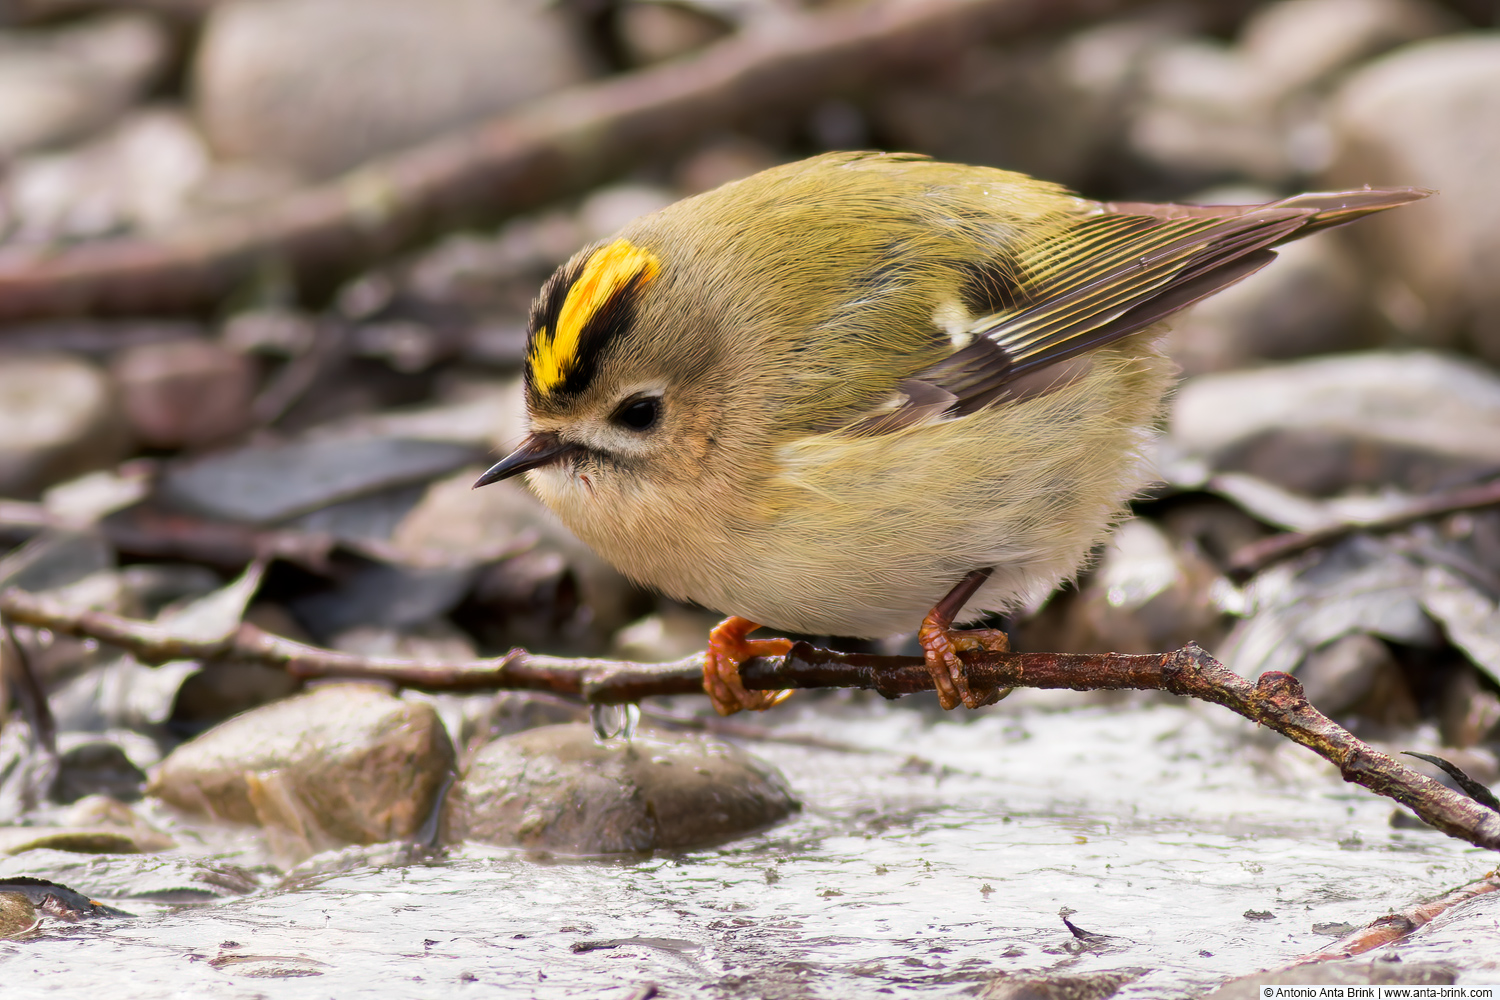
[474,152,1424,715]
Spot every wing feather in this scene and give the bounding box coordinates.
[897,187,1428,420]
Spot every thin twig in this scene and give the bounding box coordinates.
[0,0,1139,319]
[1226,477,1500,583]
[3,587,1498,852]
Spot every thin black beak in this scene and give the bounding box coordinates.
[473,432,580,488]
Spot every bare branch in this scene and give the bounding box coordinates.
[1298,873,1500,961]
[3,587,1497,852]
[1226,476,1500,583]
[0,0,1141,320]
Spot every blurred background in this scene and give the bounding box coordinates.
[1,0,1499,816]
[3,0,1500,990]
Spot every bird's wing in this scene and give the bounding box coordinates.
[895,187,1428,420]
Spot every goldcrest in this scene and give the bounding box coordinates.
[475,152,1424,715]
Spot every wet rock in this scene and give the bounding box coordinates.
[0,12,170,157]
[619,0,730,65]
[171,662,303,730]
[457,693,589,759]
[0,530,113,594]
[194,0,594,178]
[1223,533,1443,681]
[289,556,477,643]
[1438,666,1500,749]
[1326,35,1500,362]
[1294,632,1417,724]
[148,684,455,857]
[159,436,482,524]
[0,354,131,499]
[1206,958,1455,999]
[981,968,1143,1000]
[5,107,210,245]
[0,825,173,856]
[0,892,37,940]
[0,876,131,918]
[447,724,798,854]
[111,338,256,450]
[1171,352,1500,496]
[48,741,148,805]
[0,849,259,904]
[400,471,645,650]
[1168,228,1369,375]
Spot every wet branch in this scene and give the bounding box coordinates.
[3,587,1498,853]
[1299,873,1500,962]
[0,0,1140,319]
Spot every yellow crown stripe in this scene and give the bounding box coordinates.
[531,238,661,394]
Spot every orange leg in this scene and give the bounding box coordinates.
[917,569,1012,710]
[703,616,794,716]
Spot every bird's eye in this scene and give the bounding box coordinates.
[612,396,661,432]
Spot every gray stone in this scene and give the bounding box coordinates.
[1326,34,1500,363]
[0,12,169,157]
[0,353,131,499]
[193,0,594,178]
[111,338,256,450]
[148,684,455,859]
[447,724,798,854]
[5,107,210,245]
[1130,0,1448,183]
[159,436,482,524]
[1239,0,1453,99]
[1171,351,1500,495]
[1295,632,1415,723]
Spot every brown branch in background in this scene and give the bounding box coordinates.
[0,0,1140,320]
[1226,476,1500,583]
[3,587,1498,853]
[1297,873,1500,962]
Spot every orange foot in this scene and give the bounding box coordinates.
[917,568,1013,710]
[703,616,794,716]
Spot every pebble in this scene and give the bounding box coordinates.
[110,338,256,450]
[0,826,173,856]
[0,12,170,157]
[5,107,210,245]
[0,892,37,940]
[1129,0,1448,182]
[446,724,799,854]
[0,353,132,499]
[1325,34,1500,364]
[1294,632,1416,723]
[148,684,456,861]
[193,0,594,178]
